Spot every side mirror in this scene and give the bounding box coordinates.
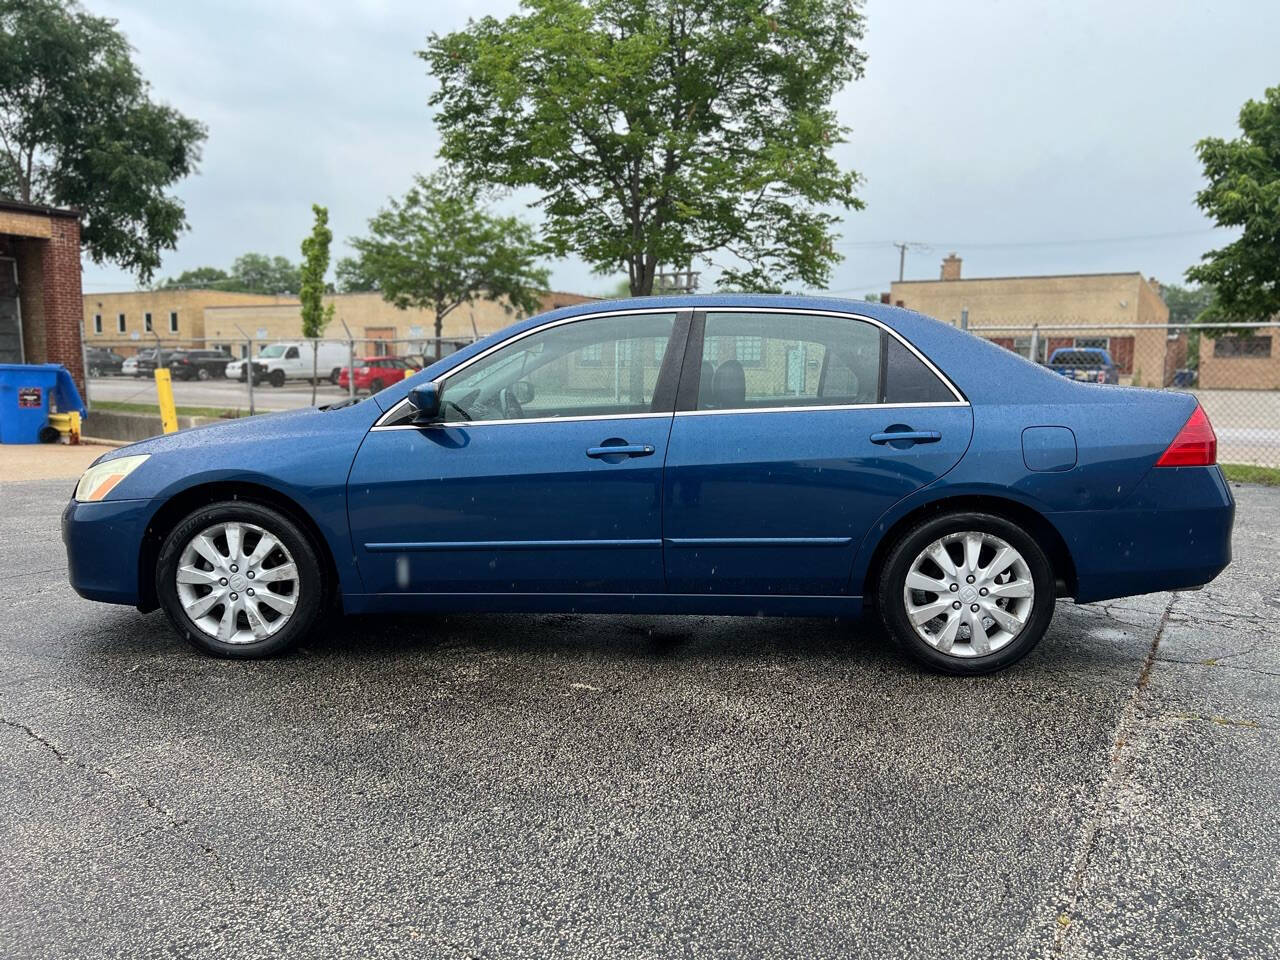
[511,379,535,404]
[407,382,442,423]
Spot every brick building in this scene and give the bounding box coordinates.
[0,199,85,391]
[889,255,1178,387]
[83,289,297,353]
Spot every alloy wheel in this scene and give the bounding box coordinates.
[175,521,300,644]
[902,531,1035,658]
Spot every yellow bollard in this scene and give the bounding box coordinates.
[154,368,179,434]
[404,367,415,381]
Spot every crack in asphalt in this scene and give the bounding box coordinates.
[0,714,239,894]
[1043,594,1177,958]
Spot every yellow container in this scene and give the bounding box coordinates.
[47,411,81,445]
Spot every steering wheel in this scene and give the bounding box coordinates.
[498,386,524,420]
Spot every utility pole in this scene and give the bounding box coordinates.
[892,241,929,282]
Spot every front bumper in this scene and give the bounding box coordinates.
[1051,466,1235,603]
[62,497,157,606]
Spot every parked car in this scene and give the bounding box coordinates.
[225,341,348,387]
[131,349,178,378]
[338,356,422,393]
[64,296,1233,673]
[1046,347,1119,384]
[168,349,232,381]
[85,348,125,377]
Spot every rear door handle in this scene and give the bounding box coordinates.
[586,444,655,459]
[870,430,942,445]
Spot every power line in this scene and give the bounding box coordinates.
[834,227,1225,250]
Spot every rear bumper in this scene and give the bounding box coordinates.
[1050,466,1234,603]
[62,497,156,606]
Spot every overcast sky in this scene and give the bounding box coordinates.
[81,0,1279,297]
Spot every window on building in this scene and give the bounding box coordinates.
[1074,337,1110,351]
[144,312,153,332]
[117,313,126,333]
[93,314,102,335]
[169,311,179,333]
[577,342,603,366]
[1213,336,1272,359]
[1012,337,1047,363]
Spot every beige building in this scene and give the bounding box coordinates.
[82,288,598,358]
[202,289,596,357]
[1198,330,1279,389]
[889,255,1178,387]
[83,289,298,353]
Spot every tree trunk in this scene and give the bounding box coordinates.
[630,254,657,297]
[435,314,444,364]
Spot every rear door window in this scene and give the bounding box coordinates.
[690,311,957,410]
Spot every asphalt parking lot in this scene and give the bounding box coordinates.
[1,470,1276,959]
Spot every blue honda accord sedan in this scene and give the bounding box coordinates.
[63,296,1233,674]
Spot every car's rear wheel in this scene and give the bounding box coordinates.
[155,502,323,658]
[197,368,211,381]
[369,378,384,393]
[877,511,1055,675]
[88,364,101,377]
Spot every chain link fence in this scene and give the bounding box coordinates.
[968,320,1280,469]
[81,334,478,415]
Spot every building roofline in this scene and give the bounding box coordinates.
[891,271,1146,285]
[0,197,81,219]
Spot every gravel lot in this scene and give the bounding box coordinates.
[0,474,1276,959]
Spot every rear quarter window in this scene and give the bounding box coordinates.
[882,337,957,404]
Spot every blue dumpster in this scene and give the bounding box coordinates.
[0,364,87,444]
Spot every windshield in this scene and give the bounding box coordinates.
[258,344,287,358]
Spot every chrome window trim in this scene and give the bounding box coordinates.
[674,400,968,418]
[372,411,672,431]
[372,305,968,429]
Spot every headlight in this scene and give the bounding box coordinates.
[74,455,150,502]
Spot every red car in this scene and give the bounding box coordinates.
[337,356,422,393]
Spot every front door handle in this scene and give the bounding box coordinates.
[586,443,655,459]
[870,430,942,446]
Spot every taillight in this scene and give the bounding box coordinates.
[1156,405,1217,467]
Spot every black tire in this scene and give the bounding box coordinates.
[155,501,324,658]
[88,365,102,377]
[329,368,341,385]
[269,369,285,388]
[369,378,384,393]
[877,511,1055,675]
[197,367,211,381]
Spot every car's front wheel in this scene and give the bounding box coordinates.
[155,501,323,658]
[877,511,1055,675]
[197,368,211,381]
[269,369,286,387]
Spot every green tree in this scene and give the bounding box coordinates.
[0,0,206,280]
[299,205,335,404]
[1161,283,1216,369]
[422,0,865,296]
[228,253,302,295]
[156,265,231,290]
[334,255,379,293]
[157,253,302,293]
[345,171,550,356]
[1186,85,1280,325]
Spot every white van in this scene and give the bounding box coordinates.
[225,341,350,387]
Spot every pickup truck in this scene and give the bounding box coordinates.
[1046,347,1119,384]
